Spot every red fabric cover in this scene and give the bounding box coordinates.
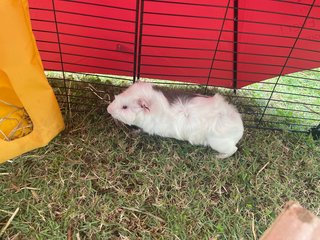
[28,0,320,88]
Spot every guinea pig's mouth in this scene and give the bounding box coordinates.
[111,117,135,131]
[110,117,124,126]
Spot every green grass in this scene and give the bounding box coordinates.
[239,69,320,131]
[1,109,319,239]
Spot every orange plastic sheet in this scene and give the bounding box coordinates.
[0,0,64,163]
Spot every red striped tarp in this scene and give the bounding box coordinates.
[29,0,320,88]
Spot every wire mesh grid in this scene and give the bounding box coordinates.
[28,0,320,134]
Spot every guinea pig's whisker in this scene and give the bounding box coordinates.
[87,84,110,104]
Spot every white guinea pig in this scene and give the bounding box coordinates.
[107,82,244,159]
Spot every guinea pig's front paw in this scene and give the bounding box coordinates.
[129,126,142,136]
[132,128,142,135]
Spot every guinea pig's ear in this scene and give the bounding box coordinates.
[137,98,150,112]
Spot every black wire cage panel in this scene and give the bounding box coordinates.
[28,0,320,135]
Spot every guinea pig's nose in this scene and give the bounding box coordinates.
[107,104,113,114]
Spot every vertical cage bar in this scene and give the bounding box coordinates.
[133,0,141,83]
[137,0,145,81]
[51,0,70,117]
[257,0,316,127]
[205,0,232,94]
[233,0,238,94]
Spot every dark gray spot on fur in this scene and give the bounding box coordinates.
[152,85,207,105]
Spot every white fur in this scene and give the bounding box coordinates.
[107,82,244,158]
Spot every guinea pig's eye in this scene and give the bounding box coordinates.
[122,105,128,109]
